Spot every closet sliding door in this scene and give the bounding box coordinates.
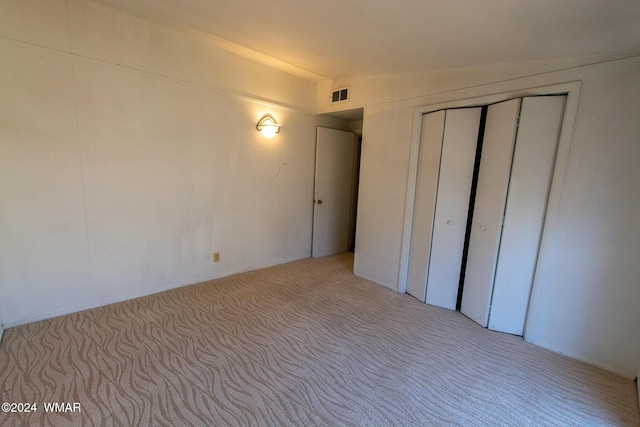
[406,111,445,301]
[406,108,481,308]
[425,108,481,309]
[460,99,521,327]
[461,95,566,335]
[488,96,566,335]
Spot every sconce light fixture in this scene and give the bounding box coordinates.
[256,114,280,139]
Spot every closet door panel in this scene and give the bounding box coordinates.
[425,108,481,310]
[488,95,566,335]
[407,111,446,301]
[460,99,521,327]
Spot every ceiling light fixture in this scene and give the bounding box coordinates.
[256,114,280,139]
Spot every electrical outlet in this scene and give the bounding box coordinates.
[213,252,220,262]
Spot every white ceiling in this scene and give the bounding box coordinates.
[94,0,640,81]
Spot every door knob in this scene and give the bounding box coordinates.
[316,200,323,204]
[480,225,487,231]
[446,220,453,225]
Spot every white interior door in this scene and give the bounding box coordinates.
[407,111,446,301]
[312,127,356,258]
[488,95,566,335]
[460,99,521,326]
[424,108,481,310]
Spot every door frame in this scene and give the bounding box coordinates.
[398,81,581,340]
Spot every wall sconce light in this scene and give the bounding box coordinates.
[256,114,280,139]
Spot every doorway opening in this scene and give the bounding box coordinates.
[406,96,567,337]
[314,108,364,258]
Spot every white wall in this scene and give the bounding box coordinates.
[0,0,346,327]
[325,56,640,378]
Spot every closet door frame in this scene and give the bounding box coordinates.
[399,81,581,342]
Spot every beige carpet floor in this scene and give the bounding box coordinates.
[0,253,638,426]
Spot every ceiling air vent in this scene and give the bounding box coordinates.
[331,87,349,103]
